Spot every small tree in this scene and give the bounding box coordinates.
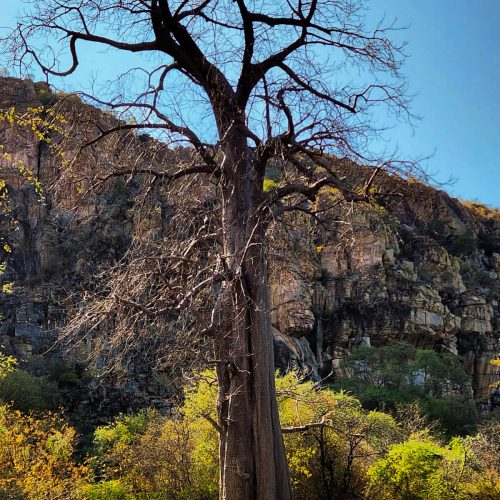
[3,1,418,498]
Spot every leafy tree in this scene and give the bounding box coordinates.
[335,342,476,434]
[89,371,402,499]
[92,408,160,482]
[277,372,400,499]
[0,367,61,411]
[0,352,61,411]
[91,373,221,498]
[3,2,417,497]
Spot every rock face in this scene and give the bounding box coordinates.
[1,77,500,414]
[269,189,500,397]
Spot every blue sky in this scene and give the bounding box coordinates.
[370,0,500,207]
[2,1,499,207]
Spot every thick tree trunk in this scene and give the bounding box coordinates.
[215,132,292,500]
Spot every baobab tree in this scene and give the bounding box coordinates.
[4,1,416,498]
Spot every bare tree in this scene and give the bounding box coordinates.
[3,1,419,498]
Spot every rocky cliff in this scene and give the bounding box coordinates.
[1,78,499,419]
[270,178,500,399]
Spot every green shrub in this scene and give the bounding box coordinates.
[449,231,477,256]
[81,479,131,499]
[424,220,447,241]
[90,371,401,499]
[94,408,158,457]
[37,89,58,106]
[477,229,500,256]
[277,372,400,499]
[49,361,83,387]
[367,433,500,499]
[0,368,61,411]
[421,396,477,435]
[334,342,475,435]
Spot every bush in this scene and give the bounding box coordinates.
[421,396,477,435]
[424,220,447,241]
[48,361,84,387]
[0,368,61,411]
[90,371,401,499]
[477,229,500,256]
[449,231,477,256]
[91,376,219,499]
[0,358,493,498]
[81,480,131,500]
[367,432,500,499]
[37,89,58,106]
[93,408,159,481]
[277,372,400,499]
[0,404,89,498]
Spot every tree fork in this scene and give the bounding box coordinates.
[6,2,413,498]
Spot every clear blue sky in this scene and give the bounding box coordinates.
[2,1,499,207]
[370,0,500,207]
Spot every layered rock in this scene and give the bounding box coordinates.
[1,77,500,413]
[270,189,500,397]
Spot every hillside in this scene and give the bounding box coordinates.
[1,76,499,423]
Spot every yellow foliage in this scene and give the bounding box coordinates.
[91,376,220,498]
[0,353,16,380]
[0,404,89,499]
[287,446,316,485]
[367,433,500,500]
[276,371,399,497]
[0,106,68,296]
[462,199,500,221]
[263,177,280,192]
[0,106,66,197]
[0,367,491,499]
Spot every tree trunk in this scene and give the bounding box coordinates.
[215,132,292,500]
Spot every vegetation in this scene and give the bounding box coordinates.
[449,231,477,256]
[0,367,60,412]
[78,370,500,499]
[367,432,500,499]
[334,342,477,435]
[462,200,500,222]
[4,1,423,496]
[0,105,66,294]
[0,405,88,499]
[0,353,85,498]
[1,2,498,497]
[0,351,499,499]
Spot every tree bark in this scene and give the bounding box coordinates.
[215,131,292,500]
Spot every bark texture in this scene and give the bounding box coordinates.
[216,133,291,499]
